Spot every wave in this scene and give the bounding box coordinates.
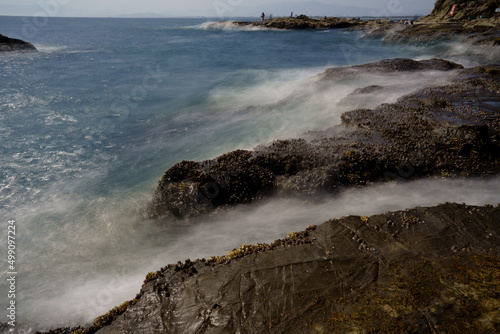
[34,44,68,53]
[34,44,100,54]
[198,66,460,152]
[194,20,277,31]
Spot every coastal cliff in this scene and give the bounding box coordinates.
[355,0,500,43]
[420,0,499,23]
[0,34,37,52]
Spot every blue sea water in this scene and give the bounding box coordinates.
[1,16,499,330]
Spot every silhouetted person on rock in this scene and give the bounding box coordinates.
[261,12,265,23]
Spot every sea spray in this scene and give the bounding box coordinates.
[17,176,500,328]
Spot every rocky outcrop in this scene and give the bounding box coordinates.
[0,34,37,52]
[349,0,500,44]
[234,15,368,30]
[420,0,499,23]
[355,20,500,44]
[146,59,500,220]
[47,203,500,334]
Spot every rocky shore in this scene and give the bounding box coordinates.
[37,50,499,334]
[234,15,373,30]
[355,20,500,45]
[0,34,37,52]
[38,202,500,333]
[231,15,500,46]
[35,1,500,332]
[147,58,499,220]
[229,1,500,46]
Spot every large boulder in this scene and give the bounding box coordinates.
[146,150,275,219]
[0,34,37,52]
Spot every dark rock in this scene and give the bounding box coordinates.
[71,203,500,333]
[0,34,37,52]
[146,150,276,219]
[147,59,499,220]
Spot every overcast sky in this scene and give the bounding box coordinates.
[1,0,437,17]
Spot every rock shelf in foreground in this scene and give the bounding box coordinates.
[42,203,500,334]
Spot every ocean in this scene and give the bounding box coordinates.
[1,16,499,330]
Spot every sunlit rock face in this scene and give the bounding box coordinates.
[420,0,499,22]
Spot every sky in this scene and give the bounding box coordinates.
[0,0,437,18]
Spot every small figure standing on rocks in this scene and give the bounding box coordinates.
[261,12,265,23]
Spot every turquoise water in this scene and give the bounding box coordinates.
[1,16,499,330]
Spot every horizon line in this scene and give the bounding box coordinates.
[0,14,428,19]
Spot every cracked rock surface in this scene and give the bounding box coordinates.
[58,203,500,334]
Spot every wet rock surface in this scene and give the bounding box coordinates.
[49,203,500,334]
[147,59,500,220]
[0,34,37,52]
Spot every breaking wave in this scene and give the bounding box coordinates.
[195,20,276,31]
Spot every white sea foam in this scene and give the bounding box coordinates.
[199,67,460,152]
[195,20,277,31]
[18,176,500,329]
[442,40,500,67]
[34,44,69,53]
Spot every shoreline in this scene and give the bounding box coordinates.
[36,56,500,334]
[31,7,500,333]
[228,15,500,46]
